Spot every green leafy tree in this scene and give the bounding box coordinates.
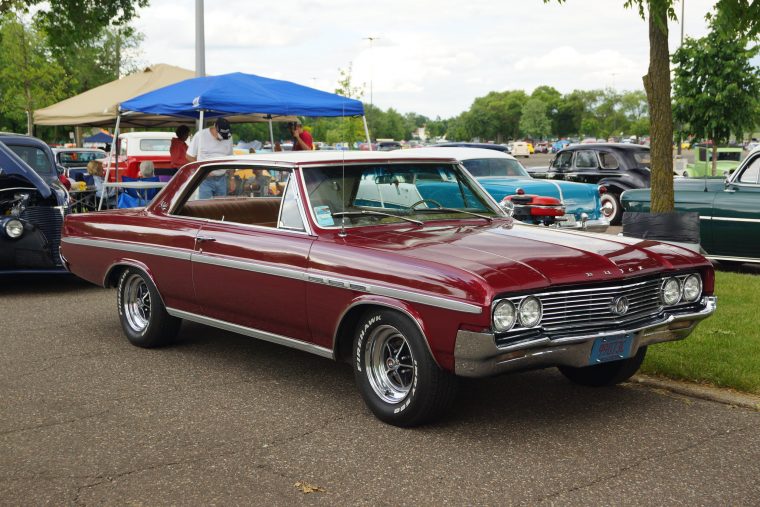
[519,98,552,139]
[466,90,527,142]
[672,27,760,175]
[0,16,68,133]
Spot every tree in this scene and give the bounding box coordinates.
[1,0,149,52]
[672,27,760,175]
[519,98,552,139]
[466,90,527,141]
[0,16,68,133]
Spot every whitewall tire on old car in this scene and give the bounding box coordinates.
[600,193,622,225]
[117,267,181,348]
[353,309,457,427]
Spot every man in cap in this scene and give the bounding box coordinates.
[187,118,234,198]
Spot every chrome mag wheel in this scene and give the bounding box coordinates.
[122,273,151,333]
[364,324,416,404]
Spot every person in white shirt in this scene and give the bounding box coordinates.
[187,117,233,199]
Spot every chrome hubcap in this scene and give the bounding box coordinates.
[123,274,151,332]
[601,199,615,218]
[365,325,415,404]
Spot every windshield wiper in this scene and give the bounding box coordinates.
[413,207,494,222]
[332,210,424,226]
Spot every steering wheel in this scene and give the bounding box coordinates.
[409,199,443,210]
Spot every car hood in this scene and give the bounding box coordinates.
[0,141,52,198]
[345,221,706,296]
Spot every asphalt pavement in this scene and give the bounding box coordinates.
[1,275,759,505]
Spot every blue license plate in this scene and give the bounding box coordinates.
[589,334,634,364]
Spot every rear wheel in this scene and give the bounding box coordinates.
[117,267,181,348]
[353,309,457,427]
[600,193,622,225]
[558,346,647,387]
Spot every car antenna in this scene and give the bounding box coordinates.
[338,110,348,238]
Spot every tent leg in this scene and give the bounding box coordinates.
[268,119,274,148]
[99,114,121,210]
[363,116,372,151]
[198,110,205,156]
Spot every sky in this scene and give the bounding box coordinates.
[132,0,722,119]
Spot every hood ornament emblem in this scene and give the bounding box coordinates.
[611,296,629,316]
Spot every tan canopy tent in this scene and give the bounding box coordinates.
[33,64,197,127]
[33,64,296,128]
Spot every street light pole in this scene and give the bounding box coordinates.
[195,0,206,78]
[363,36,379,108]
[677,0,685,155]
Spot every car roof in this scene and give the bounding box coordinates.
[202,150,460,166]
[432,142,509,152]
[119,131,175,139]
[52,147,106,153]
[411,146,517,161]
[564,143,649,151]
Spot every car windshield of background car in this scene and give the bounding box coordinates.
[7,145,54,177]
[738,156,760,184]
[58,151,104,166]
[633,150,651,168]
[575,151,599,169]
[461,158,529,178]
[552,152,573,169]
[302,163,500,228]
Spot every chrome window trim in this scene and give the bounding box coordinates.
[166,307,334,359]
[702,216,760,223]
[706,255,760,264]
[728,152,760,186]
[66,236,482,314]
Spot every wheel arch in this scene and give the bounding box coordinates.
[103,260,168,309]
[332,296,440,368]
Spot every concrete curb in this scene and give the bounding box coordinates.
[631,374,760,411]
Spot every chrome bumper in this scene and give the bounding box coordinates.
[558,217,610,233]
[454,296,717,378]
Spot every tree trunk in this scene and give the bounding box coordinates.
[642,3,674,213]
[711,143,718,177]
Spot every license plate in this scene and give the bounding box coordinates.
[589,334,633,364]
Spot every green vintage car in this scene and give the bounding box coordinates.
[623,146,760,265]
[681,144,744,178]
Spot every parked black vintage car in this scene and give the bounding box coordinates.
[527,143,651,224]
[0,133,69,274]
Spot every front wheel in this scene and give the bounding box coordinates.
[600,193,622,225]
[558,346,647,387]
[353,309,457,427]
[117,267,181,348]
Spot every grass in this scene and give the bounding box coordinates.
[641,271,760,394]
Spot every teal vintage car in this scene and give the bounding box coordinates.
[622,146,760,265]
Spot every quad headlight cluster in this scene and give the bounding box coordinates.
[492,296,543,333]
[661,274,702,306]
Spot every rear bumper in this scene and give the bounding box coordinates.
[453,296,717,377]
[558,216,609,233]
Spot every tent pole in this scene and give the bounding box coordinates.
[99,113,121,210]
[362,116,372,151]
[268,119,274,148]
[198,110,205,157]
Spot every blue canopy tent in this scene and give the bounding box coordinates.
[99,72,369,209]
[83,132,113,144]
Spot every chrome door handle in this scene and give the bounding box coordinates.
[196,236,216,243]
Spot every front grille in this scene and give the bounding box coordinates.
[20,206,66,266]
[494,275,700,348]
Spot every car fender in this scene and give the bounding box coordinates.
[332,294,441,367]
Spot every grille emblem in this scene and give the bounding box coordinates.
[611,296,629,316]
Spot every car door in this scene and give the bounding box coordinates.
[187,166,316,342]
[710,153,760,259]
[565,150,604,185]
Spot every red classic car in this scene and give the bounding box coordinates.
[60,151,717,426]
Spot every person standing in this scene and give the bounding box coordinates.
[169,125,191,168]
[187,118,233,199]
[289,121,313,151]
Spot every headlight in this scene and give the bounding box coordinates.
[4,219,24,239]
[661,277,682,306]
[518,296,542,328]
[682,274,702,302]
[493,300,517,332]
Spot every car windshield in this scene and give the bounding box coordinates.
[302,162,502,228]
[57,151,104,166]
[460,158,529,178]
[7,145,54,177]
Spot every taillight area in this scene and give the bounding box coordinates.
[598,185,607,194]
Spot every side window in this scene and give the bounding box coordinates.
[552,152,573,169]
[738,156,760,184]
[174,166,293,229]
[574,151,599,169]
[599,152,620,169]
[278,178,306,231]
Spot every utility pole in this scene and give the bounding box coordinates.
[195,0,206,131]
[677,0,685,156]
[363,36,380,109]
